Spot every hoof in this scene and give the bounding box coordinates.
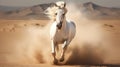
[53,59,58,64]
[59,57,64,62]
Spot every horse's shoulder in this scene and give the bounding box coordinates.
[50,22,56,32]
[67,20,76,28]
[51,21,56,27]
[50,22,57,40]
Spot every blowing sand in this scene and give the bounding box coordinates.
[0,3,120,67]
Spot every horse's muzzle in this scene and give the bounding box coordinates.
[57,22,62,29]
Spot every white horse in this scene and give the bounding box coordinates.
[46,1,76,64]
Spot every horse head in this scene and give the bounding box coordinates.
[54,1,67,29]
[45,1,67,29]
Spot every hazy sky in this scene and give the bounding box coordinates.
[0,0,120,7]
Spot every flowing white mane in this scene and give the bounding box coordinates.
[56,1,66,8]
[45,6,58,21]
[45,1,67,21]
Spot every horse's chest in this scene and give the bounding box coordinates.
[54,31,67,43]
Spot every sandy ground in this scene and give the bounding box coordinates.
[0,19,120,67]
[0,4,120,67]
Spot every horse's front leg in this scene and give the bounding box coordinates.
[60,40,70,62]
[51,40,58,64]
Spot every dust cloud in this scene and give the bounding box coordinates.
[64,3,104,65]
[27,3,107,65]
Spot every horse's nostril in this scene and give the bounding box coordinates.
[57,22,62,29]
[56,24,59,27]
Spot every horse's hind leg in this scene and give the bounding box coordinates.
[51,40,58,64]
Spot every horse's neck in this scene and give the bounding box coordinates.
[61,17,67,30]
